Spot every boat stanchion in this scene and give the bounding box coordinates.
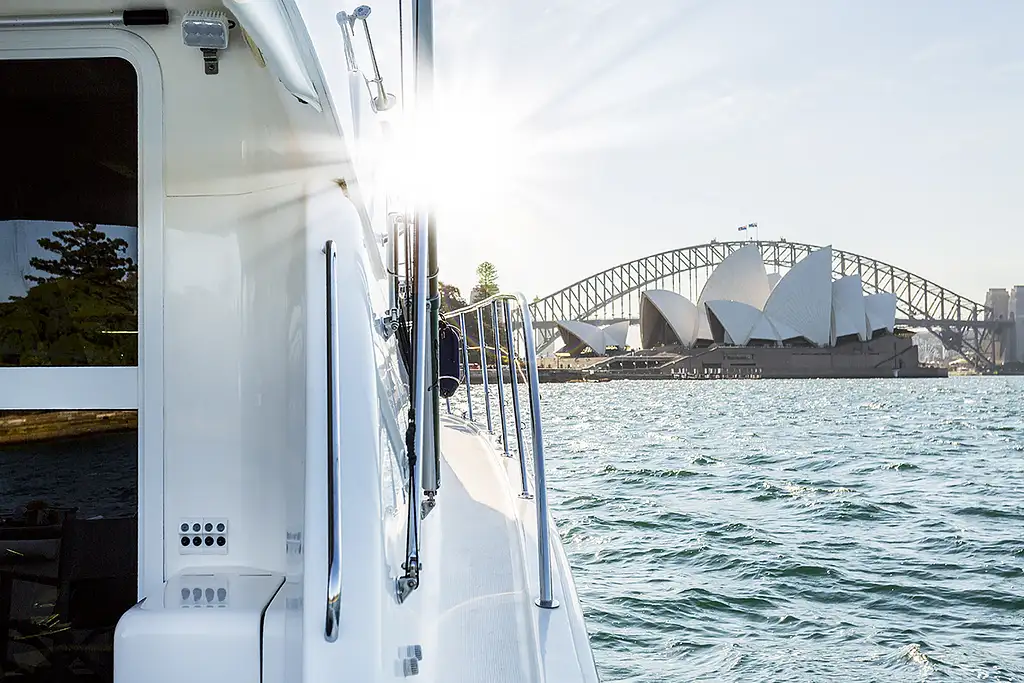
[459,313,473,422]
[477,310,493,432]
[492,300,511,456]
[504,300,531,499]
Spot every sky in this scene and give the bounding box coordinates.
[427,0,1024,304]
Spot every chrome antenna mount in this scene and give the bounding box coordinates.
[348,5,396,112]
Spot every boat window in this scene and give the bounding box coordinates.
[0,409,138,678]
[0,57,138,367]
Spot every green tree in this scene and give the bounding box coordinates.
[0,222,137,366]
[28,222,136,286]
[438,282,468,314]
[470,261,499,303]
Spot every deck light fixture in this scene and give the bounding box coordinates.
[182,10,230,75]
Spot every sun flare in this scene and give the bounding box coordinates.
[386,97,533,228]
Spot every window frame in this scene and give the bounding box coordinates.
[0,29,165,598]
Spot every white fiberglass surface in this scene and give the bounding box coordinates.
[428,419,599,683]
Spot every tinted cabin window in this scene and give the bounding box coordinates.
[0,409,138,679]
[0,58,138,367]
[0,58,140,680]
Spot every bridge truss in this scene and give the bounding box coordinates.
[529,240,1003,371]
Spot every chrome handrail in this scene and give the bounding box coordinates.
[324,240,343,641]
[448,293,559,609]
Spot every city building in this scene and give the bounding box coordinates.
[985,288,1010,321]
[1010,286,1024,363]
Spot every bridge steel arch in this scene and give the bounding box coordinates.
[529,240,1000,371]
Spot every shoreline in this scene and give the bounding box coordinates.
[0,410,137,445]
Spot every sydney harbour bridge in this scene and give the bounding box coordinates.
[528,240,1010,372]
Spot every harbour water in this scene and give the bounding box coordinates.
[2,378,1021,681]
[541,377,1024,682]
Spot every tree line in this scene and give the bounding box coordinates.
[0,222,137,366]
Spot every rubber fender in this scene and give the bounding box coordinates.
[438,319,463,398]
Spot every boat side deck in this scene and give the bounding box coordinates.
[424,419,538,682]
[419,416,599,683]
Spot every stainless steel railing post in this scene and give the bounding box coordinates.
[492,300,510,456]
[477,311,493,432]
[503,299,531,498]
[459,313,473,421]
[447,293,557,610]
[324,240,343,640]
[516,294,558,609]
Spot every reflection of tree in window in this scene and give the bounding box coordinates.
[0,222,137,366]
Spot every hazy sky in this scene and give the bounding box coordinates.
[429,0,1023,303]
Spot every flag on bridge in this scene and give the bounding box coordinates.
[748,222,757,229]
[737,225,747,232]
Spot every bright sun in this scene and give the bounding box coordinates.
[386,97,533,227]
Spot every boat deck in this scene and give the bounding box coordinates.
[426,419,539,682]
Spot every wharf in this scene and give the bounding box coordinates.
[534,336,949,382]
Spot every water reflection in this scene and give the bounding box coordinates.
[0,419,137,518]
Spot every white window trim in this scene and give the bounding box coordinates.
[0,367,138,409]
[0,28,165,598]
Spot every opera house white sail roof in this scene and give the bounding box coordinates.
[695,245,772,341]
[639,289,699,348]
[704,300,760,345]
[761,246,834,347]
[602,320,630,348]
[555,320,630,354]
[864,292,898,335]
[832,275,869,342]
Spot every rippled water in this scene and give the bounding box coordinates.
[4,379,1021,680]
[540,377,1024,682]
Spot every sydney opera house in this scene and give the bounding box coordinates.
[638,245,896,349]
[554,246,937,378]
